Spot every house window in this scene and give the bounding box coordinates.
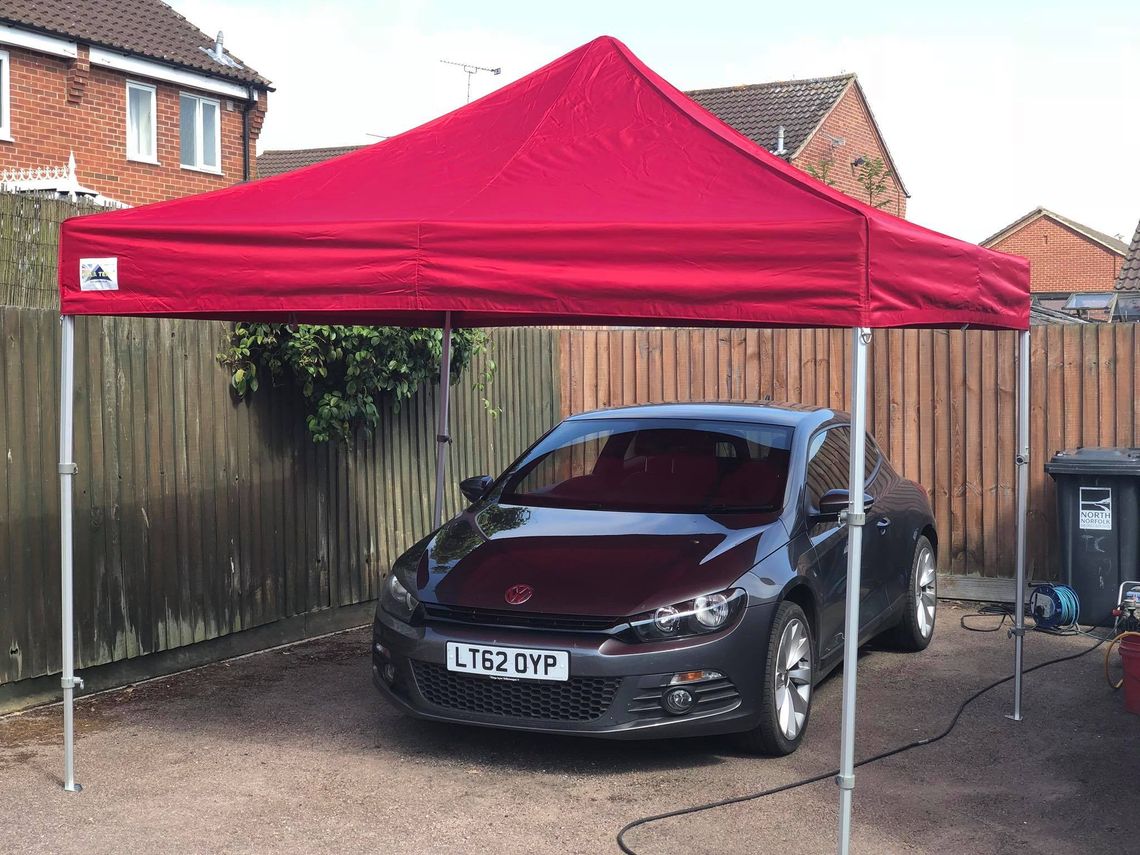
[126,81,157,162]
[179,93,220,172]
[0,50,10,140]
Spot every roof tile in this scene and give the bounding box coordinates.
[0,0,268,85]
[684,75,854,157]
[1115,218,1140,292]
[257,146,363,179]
[1112,221,1140,294]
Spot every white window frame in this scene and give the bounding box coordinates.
[179,92,222,174]
[0,49,12,141]
[125,80,158,163]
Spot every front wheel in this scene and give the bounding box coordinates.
[888,535,937,651]
[735,601,814,756]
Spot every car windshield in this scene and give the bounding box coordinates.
[500,417,793,513]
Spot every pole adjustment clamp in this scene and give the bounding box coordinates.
[840,510,866,527]
[60,675,84,691]
[435,434,452,444]
[58,462,78,475]
[1015,453,1029,466]
[835,772,855,790]
[1007,626,1026,639]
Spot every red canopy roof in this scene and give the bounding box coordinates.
[59,36,1028,330]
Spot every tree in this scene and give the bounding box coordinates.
[219,323,493,444]
[853,156,893,209]
[803,158,837,187]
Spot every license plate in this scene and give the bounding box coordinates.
[445,642,569,682]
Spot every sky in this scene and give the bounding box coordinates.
[177,0,1140,244]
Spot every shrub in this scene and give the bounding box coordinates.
[219,323,492,443]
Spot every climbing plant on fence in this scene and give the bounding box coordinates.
[220,323,494,443]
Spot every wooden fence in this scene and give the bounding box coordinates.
[0,193,100,311]
[0,308,559,686]
[559,325,1140,583]
[1,185,1135,689]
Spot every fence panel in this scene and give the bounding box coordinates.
[559,325,1139,582]
[0,193,103,311]
[0,309,559,686]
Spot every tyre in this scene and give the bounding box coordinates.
[736,601,814,756]
[887,535,937,651]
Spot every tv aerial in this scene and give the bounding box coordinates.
[440,59,501,104]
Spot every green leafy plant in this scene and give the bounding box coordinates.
[803,158,837,187]
[853,155,893,209]
[219,324,494,444]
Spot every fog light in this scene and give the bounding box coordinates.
[662,687,696,715]
[381,663,397,685]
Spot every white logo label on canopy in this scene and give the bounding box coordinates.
[1079,486,1112,531]
[79,257,118,291]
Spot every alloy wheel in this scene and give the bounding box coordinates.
[915,546,937,638]
[774,618,812,740]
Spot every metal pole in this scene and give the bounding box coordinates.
[58,315,83,792]
[836,327,870,855]
[432,312,453,529]
[1009,327,1030,721]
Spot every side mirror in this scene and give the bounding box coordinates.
[459,475,493,503]
[813,488,874,523]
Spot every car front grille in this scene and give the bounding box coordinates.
[422,604,621,633]
[627,674,741,719]
[411,661,620,722]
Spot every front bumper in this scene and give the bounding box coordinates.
[371,601,777,740]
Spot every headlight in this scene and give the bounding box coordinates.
[630,589,745,642]
[693,593,730,628]
[381,572,420,623]
[653,605,681,633]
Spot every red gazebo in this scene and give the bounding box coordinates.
[57,36,1031,854]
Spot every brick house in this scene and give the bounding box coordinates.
[981,207,1128,319]
[0,0,270,207]
[1114,218,1140,321]
[258,73,909,219]
[687,75,909,218]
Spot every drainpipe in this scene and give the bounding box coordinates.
[242,87,255,181]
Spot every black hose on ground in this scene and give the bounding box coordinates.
[616,634,1109,854]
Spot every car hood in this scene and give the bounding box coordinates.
[410,503,787,617]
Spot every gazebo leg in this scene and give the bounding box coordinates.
[1009,328,1031,721]
[58,315,82,792]
[836,326,870,855]
[432,312,453,530]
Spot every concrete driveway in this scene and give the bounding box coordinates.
[0,604,1132,854]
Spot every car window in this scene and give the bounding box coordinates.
[500,417,794,513]
[805,427,851,510]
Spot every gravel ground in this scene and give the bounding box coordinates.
[0,604,1133,855]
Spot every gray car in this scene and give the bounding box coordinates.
[372,403,937,754]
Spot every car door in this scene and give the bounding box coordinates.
[862,437,914,614]
[803,426,890,660]
[860,434,895,620]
